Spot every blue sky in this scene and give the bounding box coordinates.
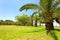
[0,0,39,20]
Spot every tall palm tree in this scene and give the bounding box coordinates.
[19,0,60,30]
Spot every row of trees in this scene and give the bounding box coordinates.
[15,14,44,26]
[0,19,30,26]
[0,14,44,26]
[0,20,14,25]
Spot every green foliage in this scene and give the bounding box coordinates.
[32,12,39,20]
[55,7,60,14]
[53,13,60,18]
[40,0,48,10]
[51,0,60,13]
[0,20,14,25]
[0,20,4,25]
[15,14,31,26]
[4,20,14,25]
[20,4,40,11]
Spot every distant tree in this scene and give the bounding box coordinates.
[0,20,4,25]
[15,14,31,26]
[14,21,21,25]
[4,20,14,25]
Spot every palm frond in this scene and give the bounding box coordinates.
[20,4,39,11]
[40,0,53,10]
[55,7,60,14]
[51,0,60,11]
[31,11,38,17]
[40,0,47,10]
[40,0,59,10]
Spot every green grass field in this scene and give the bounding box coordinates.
[0,25,60,40]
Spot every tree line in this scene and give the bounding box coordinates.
[0,14,44,26]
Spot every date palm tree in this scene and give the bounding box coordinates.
[19,0,60,30]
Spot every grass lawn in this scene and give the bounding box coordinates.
[0,25,60,40]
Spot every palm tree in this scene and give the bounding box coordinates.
[19,0,60,30]
[31,11,39,27]
[31,11,44,26]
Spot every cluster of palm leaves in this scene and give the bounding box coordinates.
[19,0,60,30]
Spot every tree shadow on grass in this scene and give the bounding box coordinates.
[22,30,41,33]
[54,29,60,32]
[22,28,45,33]
[47,30,58,40]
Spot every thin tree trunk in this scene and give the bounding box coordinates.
[39,22,41,26]
[39,12,41,26]
[31,19,33,26]
[35,18,37,27]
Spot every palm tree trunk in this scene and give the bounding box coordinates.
[45,11,54,30]
[44,0,54,30]
[45,22,54,30]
